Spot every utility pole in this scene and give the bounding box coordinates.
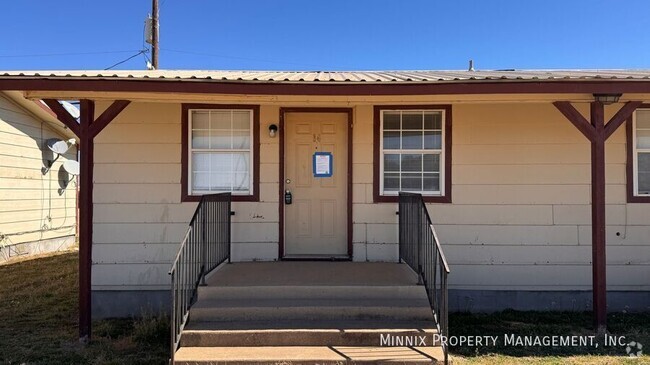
[151,0,159,69]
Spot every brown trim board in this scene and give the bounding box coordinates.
[373,105,452,203]
[180,103,260,202]
[278,108,354,259]
[627,103,650,203]
[4,78,650,96]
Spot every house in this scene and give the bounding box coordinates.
[1,69,649,363]
[0,91,78,262]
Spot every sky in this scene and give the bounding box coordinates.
[1,0,649,71]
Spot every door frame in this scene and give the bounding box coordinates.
[278,107,353,259]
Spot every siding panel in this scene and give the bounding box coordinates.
[0,94,76,246]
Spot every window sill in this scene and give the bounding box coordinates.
[182,193,259,202]
[374,194,451,204]
[628,195,650,203]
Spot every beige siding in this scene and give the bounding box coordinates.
[92,102,281,289]
[92,100,650,292]
[430,103,649,291]
[0,95,77,256]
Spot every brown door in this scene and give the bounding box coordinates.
[284,112,348,257]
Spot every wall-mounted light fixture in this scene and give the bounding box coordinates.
[593,93,622,105]
[269,124,278,138]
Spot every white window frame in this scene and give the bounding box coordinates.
[633,108,650,197]
[379,109,446,196]
[187,108,255,196]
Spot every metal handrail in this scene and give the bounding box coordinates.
[398,192,451,364]
[169,193,231,363]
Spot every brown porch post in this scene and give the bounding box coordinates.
[44,98,130,342]
[554,99,641,332]
[590,102,607,333]
[78,99,95,342]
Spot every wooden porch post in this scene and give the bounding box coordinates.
[43,98,131,342]
[554,99,641,332]
[78,100,95,342]
[590,102,607,332]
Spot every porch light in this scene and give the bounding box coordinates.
[269,124,278,138]
[593,93,622,105]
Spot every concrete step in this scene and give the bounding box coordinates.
[197,285,425,302]
[180,327,440,347]
[189,305,432,322]
[189,298,433,322]
[184,319,438,331]
[174,346,445,364]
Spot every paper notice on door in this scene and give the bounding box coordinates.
[313,152,333,177]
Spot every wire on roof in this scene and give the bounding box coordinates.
[104,49,149,70]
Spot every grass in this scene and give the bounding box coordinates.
[0,251,647,364]
[0,251,169,365]
[449,311,650,364]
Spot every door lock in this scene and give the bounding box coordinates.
[284,190,293,205]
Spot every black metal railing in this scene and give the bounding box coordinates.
[169,193,231,360]
[398,192,450,364]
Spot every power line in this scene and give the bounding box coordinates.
[104,49,149,70]
[0,50,145,58]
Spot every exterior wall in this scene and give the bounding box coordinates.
[352,105,399,262]
[0,94,77,262]
[91,99,650,316]
[433,103,650,311]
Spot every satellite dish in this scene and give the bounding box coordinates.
[47,138,70,155]
[60,101,80,119]
[63,160,80,176]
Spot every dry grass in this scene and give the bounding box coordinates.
[449,311,650,364]
[0,251,168,365]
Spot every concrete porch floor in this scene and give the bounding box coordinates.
[205,261,420,287]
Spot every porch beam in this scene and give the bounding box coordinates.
[552,101,596,141]
[42,98,81,137]
[89,100,131,137]
[604,101,643,140]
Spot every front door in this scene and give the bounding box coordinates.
[284,112,348,257]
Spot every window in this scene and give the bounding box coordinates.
[374,106,452,203]
[633,108,650,196]
[182,104,259,202]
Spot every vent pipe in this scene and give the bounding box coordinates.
[468,59,475,72]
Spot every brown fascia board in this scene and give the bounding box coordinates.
[2,77,650,95]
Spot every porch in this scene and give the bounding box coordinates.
[175,261,445,364]
[169,192,450,364]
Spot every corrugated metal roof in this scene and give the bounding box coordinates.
[2,69,650,83]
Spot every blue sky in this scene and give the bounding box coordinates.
[1,0,649,71]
